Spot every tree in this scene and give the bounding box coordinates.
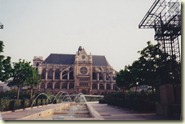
[8,60,32,99]
[138,41,181,93]
[116,66,132,90]
[0,41,12,82]
[116,41,181,95]
[25,67,41,100]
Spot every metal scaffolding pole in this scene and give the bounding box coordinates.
[138,0,181,62]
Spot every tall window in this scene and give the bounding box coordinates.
[99,73,103,80]
[55,69,60,79]
[92,84,97,89]
[100,84,104,90]
[62,71,67,79]
[106,84,111,90]
[47,82,52,89]
[41,69,46,79]
[113,84,118,90]
[48,69,53,79]
[92,72,97,80]
[62,83,67,89]
[69,83,74,89]
[55,82,60,89]
[41,82,45,89]
[69,71,74,79]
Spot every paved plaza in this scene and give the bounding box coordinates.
[89,102,178,120]
[1,102,180,121]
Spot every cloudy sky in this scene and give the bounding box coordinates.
[0,0,161,71]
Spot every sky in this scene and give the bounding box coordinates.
[0,0,165,71]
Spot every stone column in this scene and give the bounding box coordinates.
[60,71,63,80]
[90,82,92,90]
[67,72,69,80]
[60,82,62,89]
[104,83,106,90]
[97,83,100,90]
[52,82,55,89]
[45,82,47,89]
[111,83,113,90]
[103,73,106,81]
[110,74,113,81]
[97,73,99,81]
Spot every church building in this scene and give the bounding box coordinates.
[33,46,117,95]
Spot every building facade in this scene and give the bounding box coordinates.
[33,46,117,95]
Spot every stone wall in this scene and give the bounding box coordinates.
[156,84,181,119]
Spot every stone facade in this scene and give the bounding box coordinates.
[33,46,117,95]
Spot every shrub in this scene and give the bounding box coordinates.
[0,99,11,111]
[99,91,156,112]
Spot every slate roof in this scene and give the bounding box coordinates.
[92,55,110,66]
[43,54,75,65]
[42,54,110,66]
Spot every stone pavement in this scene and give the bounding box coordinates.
[1,103,64,120]
[0,102,181,121]
[88,102,180,120]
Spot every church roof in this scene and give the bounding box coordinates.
[43,54,75,65]
[92,55,110,66]
[42,54,110,66]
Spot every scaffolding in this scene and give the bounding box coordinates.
[139,0,181,61]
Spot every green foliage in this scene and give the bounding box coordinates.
[0,90,31,99]
[0,41,12,82]
[0,98,48,112]
[101,91,156,112]
[116,67,132,89]
[8,60,41,99]
[24,67,41,99]
[116,41,181,92]
[0,99,10,111]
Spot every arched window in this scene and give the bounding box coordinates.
[69,83,74,89]
[92,84,97,89]
[55,69,60,79]
[41,82,45,89]
[113,84,118,90]
[106,84,111,90]
[92,72,97,80]
[62,71,67,79]
[69,71,74,79]
[100,84,104,90]
[47,82,53,89]
[106,74,110,80]
[99,73,103,80]
[55,82,60,89]
[62,83,67,89]
[48,69,53,79]
[41,68,46,79]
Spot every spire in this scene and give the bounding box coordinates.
[78,46,82,51]
[78,46,83,55]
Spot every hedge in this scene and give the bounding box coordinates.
[0,98,48,112]
[99,92,156,112]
